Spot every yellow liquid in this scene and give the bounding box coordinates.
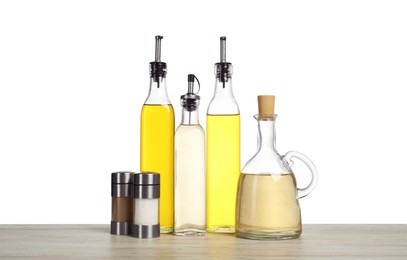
[206,114,240,232]
[140,104,174,233]
[236,173,301,240]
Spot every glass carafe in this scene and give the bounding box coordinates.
[236,108,317,240]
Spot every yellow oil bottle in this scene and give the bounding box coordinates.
[140,36,174,233]
[206,37,240,233]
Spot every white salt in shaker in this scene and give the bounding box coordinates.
[133,172,160,238]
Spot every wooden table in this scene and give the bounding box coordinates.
[0,225,406,259]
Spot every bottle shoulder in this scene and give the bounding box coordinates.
[141,104,174,115]
[144,99,172,105]
[175,124,205,135]
[144,77,171,105]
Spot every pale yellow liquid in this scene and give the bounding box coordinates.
[206,114,240,232]
[140,104,174,233]
[174,125,206,235]
[236,173,301,240]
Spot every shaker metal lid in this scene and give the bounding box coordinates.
[134,172,160,185]
[111,171,136,184]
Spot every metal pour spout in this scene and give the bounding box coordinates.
[220,36,227,63]
[155,35,163,62]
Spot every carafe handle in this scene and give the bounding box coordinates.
[282,151,318,199]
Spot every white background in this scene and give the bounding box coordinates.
[0,0,406,224]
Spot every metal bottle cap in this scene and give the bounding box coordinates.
[215,36,233,88]
[150,36,167,82]
[180,74,201,112]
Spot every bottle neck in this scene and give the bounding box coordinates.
[181,107,199,125]
[207,76,239,115]
[214,77,234,96]
[257,119,277,153]
[145,76,171,105]
[207,61,239,115]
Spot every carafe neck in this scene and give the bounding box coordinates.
[257,117,278,153]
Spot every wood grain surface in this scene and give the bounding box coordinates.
[0,225,406,259]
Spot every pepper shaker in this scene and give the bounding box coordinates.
[111,171,135,235]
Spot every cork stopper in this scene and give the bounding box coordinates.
[258,95,275,116]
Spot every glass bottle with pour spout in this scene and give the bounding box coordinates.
[174,74,206,236]
[206,37,240,233]
[140,35,174,234]
[236,95,318,240]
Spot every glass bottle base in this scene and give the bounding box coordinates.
[160,226,174,234]
[207,226,235,233]
[236,229,301,240]
[173,229,206,236]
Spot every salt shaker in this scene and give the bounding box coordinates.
[133,172,160,238]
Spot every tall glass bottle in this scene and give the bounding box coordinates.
[206,37,240,233]
[140,35,174,234]
[174,74,206,236]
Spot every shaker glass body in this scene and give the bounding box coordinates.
[112,197,133,223]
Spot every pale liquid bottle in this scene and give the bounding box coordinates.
[206,37,240,233]
[236,95,318,240]
[140,36,174,233]
[174,74,206,236]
